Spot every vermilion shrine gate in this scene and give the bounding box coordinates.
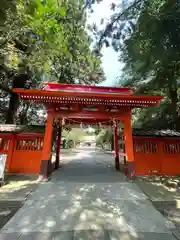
[13,83,163,180]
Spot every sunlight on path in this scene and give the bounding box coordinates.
[0,148,176,239]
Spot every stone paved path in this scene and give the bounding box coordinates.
[0,148,177,239]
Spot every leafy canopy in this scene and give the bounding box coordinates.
[0,0,105,124]
[94,0,180,129]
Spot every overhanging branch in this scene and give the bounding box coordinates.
[98,0,142,48]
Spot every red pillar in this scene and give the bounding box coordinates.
[39,113,53,180]
[124,116,135,178]
[113,120,120,171]
[55,124,62,170]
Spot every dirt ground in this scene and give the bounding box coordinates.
[135,175,180,239]
[135,175,180,200]
[0,174,38,200]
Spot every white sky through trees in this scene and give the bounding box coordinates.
[88,0,123,86]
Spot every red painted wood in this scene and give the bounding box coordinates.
[4,83,164,177]
[66,119,114,125]
[43,82,133,95]
[41,114,53,161]
[53,110,131,120]
[124,118,134,162]
[1,132,180,176]
[0,136,10,154]
[9,135,43,174]
[133,136,180,175]
[16,133,44,138]
[13,88,163,107]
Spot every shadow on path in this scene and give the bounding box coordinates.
[0,148,176,240]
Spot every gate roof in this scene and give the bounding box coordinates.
[13,82,163,108]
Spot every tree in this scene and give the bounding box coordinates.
[0,0,105,124]
[95,126,113,149]
[94,0,180,129]
[63,127,88,147]
[119,1,180,129]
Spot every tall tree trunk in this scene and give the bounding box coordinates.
[19,103,29,125]
[6,73,29,124]
[6,92,19,124]
[168,87,179,129]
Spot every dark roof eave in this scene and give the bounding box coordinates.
[0,125,45,134]
[0,125,180,138]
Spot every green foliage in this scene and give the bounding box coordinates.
[96,0,180,129]
[63,128,88,146]
[0,0,104,82]
[120,0,180,129]
[0,0,105,124]
[95,127,113,147]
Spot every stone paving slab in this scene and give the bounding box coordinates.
[51,173,127,183]
[1,198,174,233]
[0,149,177,239]
[0,232,21,240]
[28,182,147,201]
[19,231,74,240]
[73,230,109,240]
[0,201,24,230]
[51,161,127,183]
[172,229,180,240]
[0,231,176,240]
[108,231,176,240]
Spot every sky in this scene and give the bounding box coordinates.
[88,0,123,86]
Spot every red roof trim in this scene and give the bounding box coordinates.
[13,88,163,108]
[13,88,163,100]
[43,82,133,95]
